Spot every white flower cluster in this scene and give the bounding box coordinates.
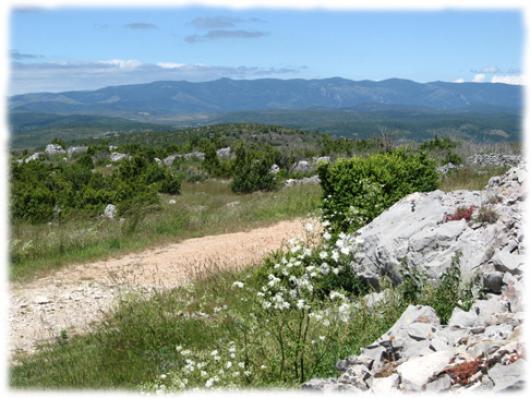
[152,341,255,392]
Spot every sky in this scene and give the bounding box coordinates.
[9,7,524,94]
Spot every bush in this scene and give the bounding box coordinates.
[318,150,439,234]
[231,144,277,193]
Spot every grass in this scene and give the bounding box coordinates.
[10,242,473,391]
[439,165,510,192]
[9,263,404,390]
[10,180,321,281]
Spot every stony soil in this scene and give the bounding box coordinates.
[10,218,316,357]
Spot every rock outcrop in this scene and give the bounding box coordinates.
[303,165,525,392]
[351,164,525,287]
[284,175,320,187]
[468,154,521,168]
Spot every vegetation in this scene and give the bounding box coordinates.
[11,224,477,390]
[11,181,321,281]
[318,150,439,234]
[231,143,277,193]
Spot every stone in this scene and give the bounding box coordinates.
[370,374,399,392]
[408,322,435,341]
[301,378,337,391]
[482,271,504,294]
[270,164,280,174]
[397,350,455,391]
[484,324,514,340]
[24,152,43,163]
[34,296,51,305]
[183,151,205,160]
[110,152,129,162]
[284,175,320,187]
[216,147,231,159]
[66,146,88,157]
[488,360,526,392]
[491,249,523,274]
[45,143,66,155]
[384,305,440,339]
[163,154,181,166]
[425,373,452,392]
[471,296,509,325]
[103,204,117,219]
[292,160,310,172]
[313,156,330,164]
[448,307,478,328]
[338,364,372,390]
[430,336,451,351]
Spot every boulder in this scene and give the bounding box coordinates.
[270,164,280,174]
[370,374,399,392]
[103,204,117,219]
[24,152,43,163]
[110,152,129,162]
[183,151,205,160]
[313,156,330,164]
[488,360,526,392]
[397,350,455,391]
[66,146,88,157]
[292,160,310,172]
[216,147,231,159]
[163,154,181,166]
[284,175,320,187]
[45,144,66,155]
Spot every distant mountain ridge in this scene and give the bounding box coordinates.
[10,78,522,120]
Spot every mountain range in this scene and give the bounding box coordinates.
[10,78,522,122]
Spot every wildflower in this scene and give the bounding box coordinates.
[238,362,245,369]
[319,335,326,341]
[262,301,272,309]
[232,281,244,289]
[176,345,183,352]
[323,231,332,241]
[226,361,233,369]
[205,377,217,388]
[159,374,167,380]
[319,251,328,259]
[331,250,340,262]
[210,350,219,357]
[181,349,191,356]
[304,222,315,232]
[260,365,267,369]
[296,299,305,309]
[319,262,330,275]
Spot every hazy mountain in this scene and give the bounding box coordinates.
[10,78,522,121]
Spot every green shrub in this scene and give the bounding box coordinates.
[318,150,438,233]
[231,144,277,193]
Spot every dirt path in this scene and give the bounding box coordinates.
[10,218,316,357]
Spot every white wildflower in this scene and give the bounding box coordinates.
[232,281,244,289]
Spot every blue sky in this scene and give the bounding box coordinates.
[9,7,524,94]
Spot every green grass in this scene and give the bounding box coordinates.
[439,165,510,192]
[10,264,404,390]
[10,180,321,281]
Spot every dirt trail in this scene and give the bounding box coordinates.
[10,218,315,356]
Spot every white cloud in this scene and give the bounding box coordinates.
[472,73,486,83]
[453,78,465,83]
[10,60,303,94]
[156,62,185,69]
[98,59,142,70]
[490,74,524,85]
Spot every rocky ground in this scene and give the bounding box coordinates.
[303,164,526,392]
